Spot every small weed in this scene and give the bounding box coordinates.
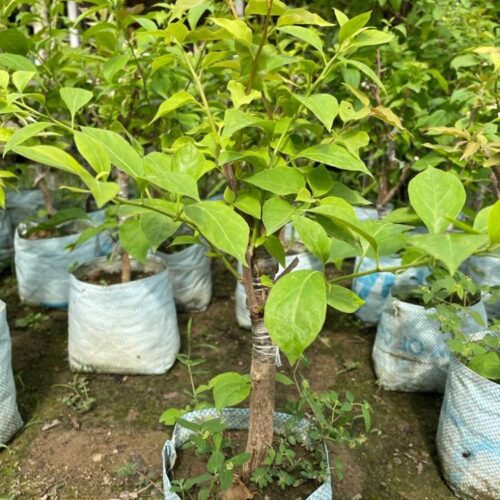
[54,375,96,414]
[15,312,49,329]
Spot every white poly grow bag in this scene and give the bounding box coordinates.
[14,221,108,308]
[465,254,500,321]
[156,244,212,312]
[5,190,45,229]
[0,300,23,444]
[235,252,323,329]
[351,256,429,325]
[437,340,500,499]
[68,256,180,374]
[162,408,332,500]
[0,210,12,270]
[373,295,487,392]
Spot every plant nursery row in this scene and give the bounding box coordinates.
[0,0,498,499]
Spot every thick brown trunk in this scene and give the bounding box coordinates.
[241,248,279,482]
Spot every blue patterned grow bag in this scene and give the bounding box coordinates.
[162,408,333,499]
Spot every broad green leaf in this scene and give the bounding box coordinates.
[171,0,206,18]
[159,408,184,425]
[211,18,252,46]
[262,197,297,234]
[184,201,249,264]
[0,29,30,55]
[308,165,334,197]
[119,219,151,263]
[409,233,488,275]
[209,372,251,410]
[0,53,36,72]
[334,9,349,26]
[277,8,332,27]
[345,59,384,91]
[228,80,261,109]
[245,167,305,195]
[151,91,198,122]
[81,127,144,177]
[350,29,394,48]
[3,122,53,155]
[296,144,371,176]
[12,71,35,92]
[327,285,364,313]
[408,168,465,234]
[292,215,330,262]
[171,142,206,180]
[245,0,287,15]
[265,270,327,365]
[102,55,129,82]
[339,100,370,122]
[234,189,261,218]
[278,26,324,57]
[264,234,286,268]
[87,180,119,208]
[487,200,500,243]
[221,109,265,139]
[338,12,371,45]
[295,94,339,131]
[74,131,111,176]
[60,87,93,125]
[473,205,491,233]
[468,352,500,380]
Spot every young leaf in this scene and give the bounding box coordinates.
[211,18,252,46]
[74,131,111,176]
[278,26,324,58]
[327,285,365,313]
[245,0,287,16]
[262,197,297,234]
[60,87,93,125]
[292,215,330,262]
[171,142,207,180]
[151,91,198,122]
[209,372,251,410]
[3,122,53,155]
[245,167,305,195]
[228,80,261,109]
[296,144,371,176]
[295,94,339,131]
[277,8,332,27]
[408,168,466,234]
[265,270,327,364]
[338,12,371,45]
[184,201,249,264]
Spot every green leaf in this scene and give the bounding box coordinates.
[295,94,339,131]
[327,284,364,313]
[351,29,394,48]
[102,55,129,82]
[296,144,371,176]
[221,109,265,140]
[159,408,184,426]
[3,122,53,155]
[234,189,261,218]
[276,373,294,385]
[370,106,403,129]
[468,352,500,380]
[184,201,249,264]
[207,451,225,473]
[334,9,349,27]
[151,91,198,122]
[171,142,207,180]
[209,372,251,410]
[277,8,332,27]
[143,169,199,200]
[12,70,35,92]
[246,0,287,15]
[262,198,297,235]
[211,18,252,46]
[87,180,120,208]
[345,59,384,91]
[408,168,466,234]
[245,167,305,195]
[338,11,371,45]
[265,270,327,365]
[409,233,489,275]
[264,234,286,268]
[278,26,324,57]
[119,219,151,263]
[307,165,334,197]
[487,200,500,243]
[0,53,36,72]
[81,128,144,177]
[74,131,111,176]
[0,29,30,55]
[292,215,330,262]
[59,87,93,124]
[228,80,261,109]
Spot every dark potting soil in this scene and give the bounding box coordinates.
[82,270,156,286]
[172,429,323,499]
[158,241,190,254]
[23,226,77,240]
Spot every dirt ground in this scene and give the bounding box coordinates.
[0,261,455,499]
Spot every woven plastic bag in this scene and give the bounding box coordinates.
[162,408,333,500]
[437,340,500,499]
[0,300,23,445]
[235,252,323,329]
[5,190,45,229]
[465,254,500,320]
[156,244,212,312]
[373,295,487,392]
[351,256,429,325]
[14,221,109,308]
[68,256,180,374]
[0,210,12,270]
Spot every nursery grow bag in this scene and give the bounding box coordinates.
[68,256,180,375]
[0,210,12,270]
[373,294,487,392]
[162,408,333,500]
[14,221,107,308]
[156,243,212,312]
[351,256,428,325]
[465,254,500,321]
[235,252,323,329]
[437,339,500,500]
[0,300,23,445]
[5,190,45,229]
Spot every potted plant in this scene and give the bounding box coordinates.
[437,330,500,499]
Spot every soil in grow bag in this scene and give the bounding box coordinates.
[171,429,327,499]
[82,269,155,285]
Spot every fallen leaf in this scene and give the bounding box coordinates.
[42,419,61,431]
